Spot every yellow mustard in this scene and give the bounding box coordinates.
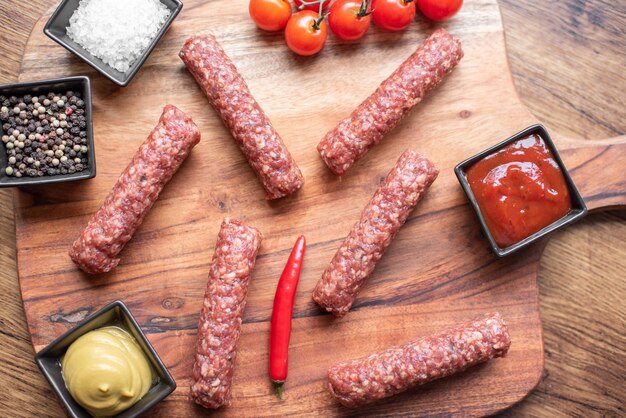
[61,326,154,417]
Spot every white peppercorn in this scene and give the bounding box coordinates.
[52,158,60,166]
[8,156,16,164]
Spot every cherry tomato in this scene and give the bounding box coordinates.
[416,0,462,21]
[249,0,292,31]
[285,11,328,56]
[371,0,416,31]
[293,0,331,13]
[328,0,371,41]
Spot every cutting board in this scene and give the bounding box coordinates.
[15,0,626,416]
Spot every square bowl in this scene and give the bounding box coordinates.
[454,124,587,257]
[44,0,183,87]
[0,76,96,188]
[35,300,176,418]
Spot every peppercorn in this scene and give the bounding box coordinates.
[2,90,89,179]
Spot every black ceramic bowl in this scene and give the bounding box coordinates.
[35,300,176,418]
[44,0,183,87]
[454,124,587,257]
[0,76,96,188]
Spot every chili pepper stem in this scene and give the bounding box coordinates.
[273,380,284,400]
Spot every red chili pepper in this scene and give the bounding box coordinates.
[270,235,306,400]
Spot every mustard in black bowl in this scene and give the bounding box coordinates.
[35,301,175,418]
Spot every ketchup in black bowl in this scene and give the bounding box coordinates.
[455,124,587,257]
[465,133,571,248]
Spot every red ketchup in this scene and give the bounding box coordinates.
[465,133,572,248]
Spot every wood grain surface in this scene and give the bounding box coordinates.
[0,0,624,417]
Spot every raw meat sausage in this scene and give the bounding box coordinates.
[317,28,463,176]
[312,149,438,317]
[190,218,262,409]
[179,34,304,199]
[327,312,511,408]
[69,105,201,274]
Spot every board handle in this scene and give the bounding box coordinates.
[558,135,626,212]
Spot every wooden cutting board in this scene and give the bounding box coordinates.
[15,0,626,416]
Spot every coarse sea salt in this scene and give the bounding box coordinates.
[67,0,171,73]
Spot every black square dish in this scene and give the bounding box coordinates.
[35,301,176,418]
[44,0,183,87]
[0,76,96,188]
[454,124,587,257]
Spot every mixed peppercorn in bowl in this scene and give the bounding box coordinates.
[0,76,95,187]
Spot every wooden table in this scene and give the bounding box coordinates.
[0,0,623,416]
